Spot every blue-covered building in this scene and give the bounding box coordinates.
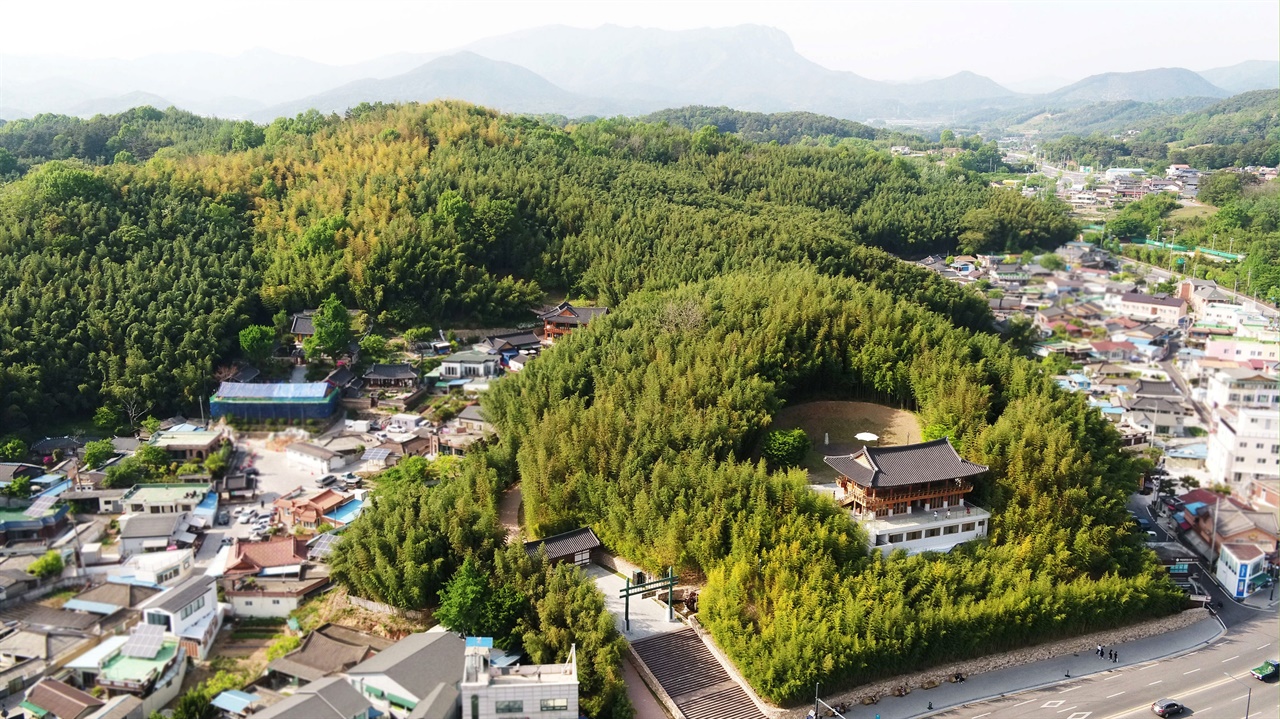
[210,382,340,422]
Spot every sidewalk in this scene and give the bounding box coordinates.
[802,617,1224,719]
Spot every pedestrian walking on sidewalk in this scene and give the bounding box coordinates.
[1113,651,1118,663]
[1097,644,1103,657]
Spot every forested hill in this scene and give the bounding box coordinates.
[0,106,265,171]
[0,101,1077,432]
[638,106,902,145]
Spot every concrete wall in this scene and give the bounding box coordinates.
[231,593,300,618]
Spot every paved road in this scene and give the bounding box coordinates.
[924,617,1277,719]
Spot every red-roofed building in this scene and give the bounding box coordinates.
[224,536,310,579]
[222,535,330,618]
[274,489,350,530]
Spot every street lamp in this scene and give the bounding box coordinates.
[1224,671,1251,719]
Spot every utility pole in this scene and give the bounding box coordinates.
[1224,672,1251,719]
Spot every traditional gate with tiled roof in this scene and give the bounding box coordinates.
[631,628,764,719]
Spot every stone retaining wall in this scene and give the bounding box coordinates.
[777,609,1210,717]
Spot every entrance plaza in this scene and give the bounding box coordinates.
[585,564,682,642]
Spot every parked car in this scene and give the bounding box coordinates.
[1150,699,1183,716]
[216,511,231,526]
[220,536,235,548]
[1250,659,1278,680]
[1136,517,1151,529]
[316,474,337,487]
[238,513,253,525]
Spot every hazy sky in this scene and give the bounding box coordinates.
[8,0,1278,86]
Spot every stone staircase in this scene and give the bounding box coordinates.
[631,628,763,719]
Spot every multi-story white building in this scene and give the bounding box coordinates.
[138,575,223,660]
[461,638,578,719]
[1109,292,1187,324]
[1204,368,1279,412]
[1206,405,1280,489]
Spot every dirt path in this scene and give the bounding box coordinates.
[499,483,522,542]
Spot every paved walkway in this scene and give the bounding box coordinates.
[805,617,1225,719]
[587,564,683,642]
[498,483,522,543]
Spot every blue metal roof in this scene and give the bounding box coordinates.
[214,382,332,399]
[211,690,260,714]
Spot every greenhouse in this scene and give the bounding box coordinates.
[210,382,340,421]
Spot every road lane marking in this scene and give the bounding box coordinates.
[1259,643,1272,650]
[1183,668,1201,675]
[1059,686,1081,694]
[1103,674,1122,681]
[1106,692,1125,698]
[1012,700,1032,708]
[1065,713,1091,719]
[1222,655,1240,662]
[1056,707,1077,714]
[1198,708,1212,714]
[972,713,991,719]
[1233,694,1248,701]
[1148,680,1162,686]
[1042,700,1064,708]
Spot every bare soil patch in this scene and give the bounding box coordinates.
[771,401,922,483]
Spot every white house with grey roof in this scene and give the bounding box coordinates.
[345,628,465,719]
[138,575,222,660]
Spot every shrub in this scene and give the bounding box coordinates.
[29,550,64,579]
[761,429,810,469]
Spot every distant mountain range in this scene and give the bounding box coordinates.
[1046,68,1230,103]
[1,25,1276,125]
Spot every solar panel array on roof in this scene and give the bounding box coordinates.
[214,382,332,400]
[361,448,391,462]
[309,533,338,559]
[23,494,57,518]
[122,624,166,658]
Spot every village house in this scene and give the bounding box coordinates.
[1121,397,1191,436]
[536,302,609,343]
[274,488,358,531]
[363,363,419,389]
[286,442,345,476]
[346,629,467,719]
[0,503,71,553]
[462,638,579,719]
[66,631,187,717]
[524,527,601,567]
[1089,340,1138,363]
[255,676,377,719]
[264,623,393,689]
[824,438,991,556]
[116,514,196,557]
[137,575,222,660]
[148,430,224,461]
[20,677,106,719]
[1109,292,1188,324]
[221,536,330,618]
[63,581,163,632]
[289,310,317,344]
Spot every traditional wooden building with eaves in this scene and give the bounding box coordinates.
[824,438,992,556]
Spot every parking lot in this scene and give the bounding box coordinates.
[193,438,328,564]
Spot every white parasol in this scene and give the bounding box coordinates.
[854,432,879,442]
